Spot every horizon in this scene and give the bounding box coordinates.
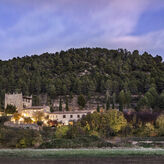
[1,0,164,60]
[0,47,163,62]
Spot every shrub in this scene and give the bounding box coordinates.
[5,105,16,114]
[105,109,127,133]
[0,116,10,124]
[156,114,164,136]
[55,126,69,139]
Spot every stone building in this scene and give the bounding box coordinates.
[23,96,32,108]
[21,106,50,118]
[48,110,95,125]
[5,93,23,111]
[5,93,32,111]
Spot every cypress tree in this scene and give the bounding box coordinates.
[66,96,69,111]
[97,104,100,112]
[59,98,62,111]
[106,98,110,110]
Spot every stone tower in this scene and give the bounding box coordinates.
[23,96,32,108]
[5,93,23,111]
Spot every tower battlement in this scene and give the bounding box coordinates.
[5,93,32,111]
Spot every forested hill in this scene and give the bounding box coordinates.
[0,48,164,109]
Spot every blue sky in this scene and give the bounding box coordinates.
[0,0,164,60]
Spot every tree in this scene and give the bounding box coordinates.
[146,87,158,109]
[77,94,86,109]
[139,123,156,137]
[13,113,21,122]
[65,96,69,111]
[156,114,164,136]
[125,90,131,108]
[97,104,100,112]
[32,111,44,122]
[105,109,127,133]
[112,93,116,109]
[106,98,110,110]
[24,117,32,124]
[50,105,54,113]
[158,91,164,110]
[59,98,62,111]
[118,90,126,111]
[137,96,149,111]
[5,104,16,114]
[55,126,69,138]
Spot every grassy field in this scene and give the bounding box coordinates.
[0,148,164,159]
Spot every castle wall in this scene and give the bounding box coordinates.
[5,93,23,111]
[23,96,32,108]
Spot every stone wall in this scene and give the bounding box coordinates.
[5,93,23,111]
[23,96,32,108]
[51,95,105,111]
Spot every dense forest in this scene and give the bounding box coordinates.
[0,48,164,110]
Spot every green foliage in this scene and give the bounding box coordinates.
[24,117,32,124]
[112,93,116,109]
[156,114,164,136]
[97,104,100,112]
[157,91,164,110]
[0,116,10,124]
[118,90,125,111]
[55,126,69,139]
[71,110,127,138]
[5,104,16,114]
[40,136,112,148]
[59,98,62,111]
[105,110,127,133]
[65,96,69,111]
[0,127,42,148]
[77,94,86,108]
[106,98,110,110]
[0,48,163,111]
[50,106,54,113]
[137,123,157,137]
[137,87,159,111]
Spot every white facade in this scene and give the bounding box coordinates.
[48,110,95,125]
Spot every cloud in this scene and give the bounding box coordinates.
[0,0,164,60]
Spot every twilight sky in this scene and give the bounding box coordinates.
[1,0,164,60]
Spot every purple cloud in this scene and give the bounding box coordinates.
[0,0,164,60]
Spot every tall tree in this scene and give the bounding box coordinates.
[106,98,110,110]
[65,96,69,111]
[59,98,62,111]
[77,94,86,109]
[118,90,126,111]
[97,104,100,112]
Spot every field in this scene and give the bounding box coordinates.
[0,148,164,158]
[0,148,164,163]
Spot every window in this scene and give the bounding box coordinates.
[63,115,66,118]
[77,115,80,118]
[70,115,73,118]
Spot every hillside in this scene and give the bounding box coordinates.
[0,48,164,110]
